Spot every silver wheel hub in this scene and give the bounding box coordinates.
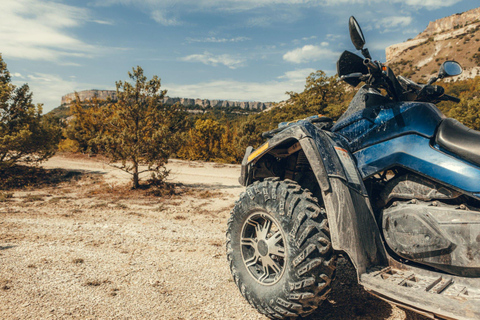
[257,240,269,256]
[241,212,286,285]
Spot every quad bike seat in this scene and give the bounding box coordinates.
[435,118,480,167]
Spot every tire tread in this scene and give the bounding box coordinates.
[226,179,336,319]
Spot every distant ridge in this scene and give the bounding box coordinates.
[61,90,274,111]
[385,7,480,82]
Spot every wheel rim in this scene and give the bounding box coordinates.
[241,211,286,285]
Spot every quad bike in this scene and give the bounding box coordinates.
[226,16,480,319]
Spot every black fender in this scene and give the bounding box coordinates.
[240,120,387,275]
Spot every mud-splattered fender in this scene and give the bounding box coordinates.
[241,120,387,275]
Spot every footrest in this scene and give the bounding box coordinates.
[361,266,480,320]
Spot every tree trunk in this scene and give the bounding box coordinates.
[133,162,139,189]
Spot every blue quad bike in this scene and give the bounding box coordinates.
[226,16,480,319]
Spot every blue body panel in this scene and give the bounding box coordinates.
[332,94,480,196]
[354,134,480,194]
[333,101,444,152]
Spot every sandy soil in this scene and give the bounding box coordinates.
[0,155,428,319]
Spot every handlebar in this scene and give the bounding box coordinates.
[442,94,461,103]
[424,85,445,97]
[340,72,370,82]
[397,75,422,90]
[363,58,380,72]
[340,72,363,79]
[418,85,460,103]
[396,79,460,104]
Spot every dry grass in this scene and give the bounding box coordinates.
[22,194,45,202]
[89,202,109,209]
[209,239,223,247]
[48,196,70,203]
[196,189,223,199]
[127,211,144,217]
[0,192,13,202]
[115,203,128,209]
[84,279,111,287]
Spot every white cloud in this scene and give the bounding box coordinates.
[166,80,290,102]
[94,0,462,11]
[326,34,342,41]
[180,52,245,69]
[318,0,461,8]
[95,0,315,12]
[93,19,115,25]
[277,68,316,82]
[378,16,412,30]
[0,0,97,62]
[402,0,461,8]
[151,10,181,26]
[91,0,463,31]
[186,36,250,43]
[247,16,273,27]
[293,36,317,44]
[283,45,338,64]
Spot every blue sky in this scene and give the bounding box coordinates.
[1,0,478,113]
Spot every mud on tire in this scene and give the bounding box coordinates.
[226,178,336,319]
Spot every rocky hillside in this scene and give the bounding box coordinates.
[61,90,274,111]
[386,7,480,82]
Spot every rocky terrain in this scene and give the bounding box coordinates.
[0,155,428,319]
[386,7,480,82]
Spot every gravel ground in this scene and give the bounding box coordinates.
[0,155,429,319]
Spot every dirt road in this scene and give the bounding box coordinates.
[0,155,426,319]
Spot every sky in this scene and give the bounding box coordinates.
[1,0,479,113]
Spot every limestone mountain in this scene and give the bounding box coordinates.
[56,90,273,116]
[386,7,480,82]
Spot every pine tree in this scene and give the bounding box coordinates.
[285,70,345,120]
[99,66,179,188]
[0,54,61,169]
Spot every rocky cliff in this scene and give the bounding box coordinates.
[61,90,118,105]
[385,7,480,82]
[61,90,274,111]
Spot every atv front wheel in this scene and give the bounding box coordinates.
[226,178,336,319]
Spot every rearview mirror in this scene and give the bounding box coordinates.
[438,61,462,78]
[427,61,463,85]
[349,16,366,50]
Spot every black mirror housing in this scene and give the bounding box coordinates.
[439,61,463,79]
[349,16,366,50]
